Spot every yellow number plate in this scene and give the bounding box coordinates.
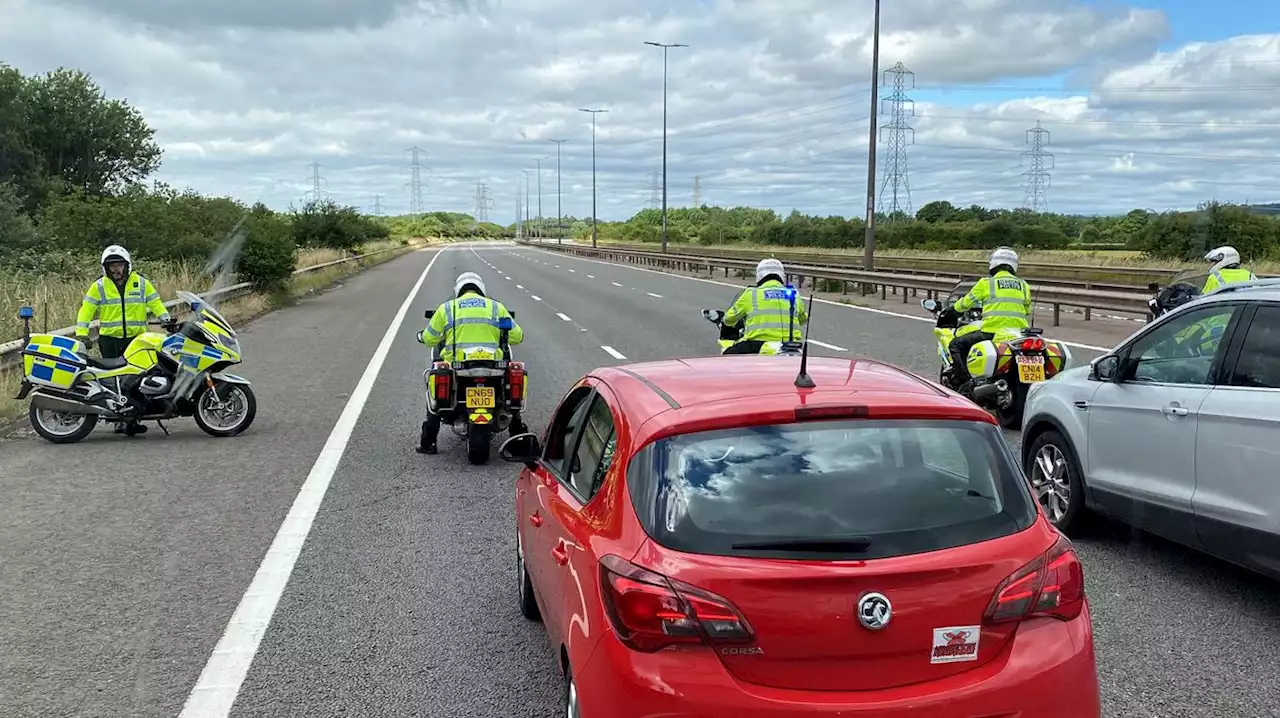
[465,386,496,408]
[1016,356,1046,383]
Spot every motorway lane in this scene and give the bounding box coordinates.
[4,242,1279,717]
[0,247,446,718]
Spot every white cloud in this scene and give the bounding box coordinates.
[2,0,1277,220]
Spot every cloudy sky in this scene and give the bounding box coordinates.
[2,0,1277,222]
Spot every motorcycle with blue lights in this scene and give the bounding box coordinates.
[419,309,529,465]
[921,277,1073,428]
[700,284,805,356]
[14,291,256,444]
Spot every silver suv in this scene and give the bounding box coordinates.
[1020,276,1280,580]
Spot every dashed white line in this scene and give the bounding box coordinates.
[587,274,595,279]
[568,269,576,273]
[611,282,622,287]
[179,245,447,717]
[807,339,848,352]
[646,292,663,298]
[516,284,525,290]
[601,346,626,359]
[531,295,542,301]
[556,312,572,322]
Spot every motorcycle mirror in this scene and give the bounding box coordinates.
[920,299,939,312]
[424,309,435,320]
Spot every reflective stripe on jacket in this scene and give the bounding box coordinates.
[953,271,1032,333]
[723,279,808,342]
[421,292,523,362]
[76,272,170,339]
[1202,267,1255,294]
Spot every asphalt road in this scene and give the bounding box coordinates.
[1,241,1277,718]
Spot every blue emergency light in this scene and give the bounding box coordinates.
[784,285,797,303]
[19,306,34,319]
[497,316,514,331]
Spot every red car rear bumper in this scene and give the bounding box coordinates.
[576,602,1100,718]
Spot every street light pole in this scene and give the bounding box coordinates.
[549,139,566,244]
[579,108,608,248]
[645,40,687,254]
[522,170,531,236]
[862,0,882,272]
[535,158,544,240]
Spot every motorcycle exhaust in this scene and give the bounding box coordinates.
[30,391,103,415]
[971,379,1009,401]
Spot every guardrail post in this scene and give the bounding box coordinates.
[1084,307,1092,322]
[1053,303,1060,327]
[880,283,887,301]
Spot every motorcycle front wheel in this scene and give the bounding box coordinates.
[194,381,257,437]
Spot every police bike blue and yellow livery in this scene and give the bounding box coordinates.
[422,308,528,465]
[921,278,1072,429]
[15,291,256,444]
[701,284,805,356]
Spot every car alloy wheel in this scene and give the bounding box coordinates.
[1031,443,1072,523]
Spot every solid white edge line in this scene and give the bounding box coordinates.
[556,312,572,322]
[178,246,448,718]
[807,339,848,352]
[519,246,1112,353]
[601,345,626,359]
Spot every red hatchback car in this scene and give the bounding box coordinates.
[500,355,1100,718]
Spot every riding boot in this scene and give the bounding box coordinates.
[509,414,528,436]
[416,416,439,454]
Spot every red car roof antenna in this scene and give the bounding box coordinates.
[794,293,817,389]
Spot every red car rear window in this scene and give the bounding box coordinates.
[627,419,1037,560]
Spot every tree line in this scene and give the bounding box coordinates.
[560,200,1280,263]
[0,63,496,290]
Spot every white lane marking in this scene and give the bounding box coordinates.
[646,292,663,298]
[601,345,626,359]
[807,339,848,352]
[516,284,525,290]
[531,295,542,301]
[611,282,622,287]
[556,312,572,322]
[587,274,595,279]
[519,248,1112,353]
[568,269,576,273]
[180,247,447,718]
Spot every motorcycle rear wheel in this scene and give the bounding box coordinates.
[29,405,97,444]
[467,424,492,465]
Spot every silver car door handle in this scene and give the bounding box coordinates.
[1161,405,1190,416]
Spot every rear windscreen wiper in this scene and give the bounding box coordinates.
[731,536,873,551]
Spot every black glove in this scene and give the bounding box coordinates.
[79,335,94,350]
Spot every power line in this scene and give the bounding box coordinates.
[1021,121,1054,212]
[878,61,915,220]
[405,146,429,214]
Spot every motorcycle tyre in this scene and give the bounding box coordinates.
[467,423,492,465]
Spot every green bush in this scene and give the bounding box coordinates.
[236,203,297,290]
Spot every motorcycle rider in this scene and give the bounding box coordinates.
[75,244,172,435]
[944,246,1032,389]
[721,258,808,354]
[1201,245,1255,293]
[415,271,524,454]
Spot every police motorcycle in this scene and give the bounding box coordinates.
[701,284,805,356]
[14,291,256,444]
[420,309,528,465]
[921,277,1072,429]
[1146,269,1221,319]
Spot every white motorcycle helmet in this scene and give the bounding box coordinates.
[454,271,486,296]
[988,246,1019,273]
[101,244,133,275]
[755,258,785,284]
[1204,245,1241,274]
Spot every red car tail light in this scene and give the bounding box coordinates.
[599,554,754,653]
[507,362,525,401]
[1018,337,1046,352]
[983,534,1084,624]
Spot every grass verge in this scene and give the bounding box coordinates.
[0,236,440,427]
